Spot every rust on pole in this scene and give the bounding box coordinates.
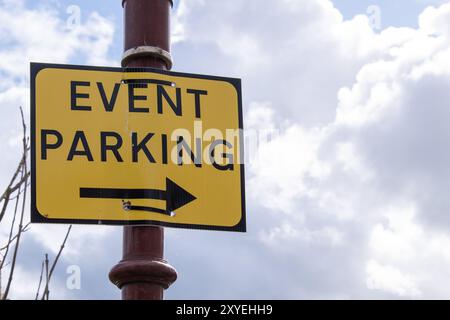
[109,0,177,300]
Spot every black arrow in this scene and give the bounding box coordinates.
[79,178,196,216]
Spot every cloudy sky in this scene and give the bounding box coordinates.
[2,0,450,299]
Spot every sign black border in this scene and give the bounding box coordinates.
[30,62,246,232]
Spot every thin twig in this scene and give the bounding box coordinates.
[0,163,23,285]
[0,178,23,273]
[7,181,31,201]
[1,166,26,299]
[0,223,31,252]
[35,260,45,300]
[44,254,49,300]
[0,196,10,227]
[5,172,30,198]
[0,169,28,225]
[2,107,28,300]
[0,156,27,228]
[41,225,72,300]
[0,154,25,204]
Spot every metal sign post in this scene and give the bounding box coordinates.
[109,0,176,300]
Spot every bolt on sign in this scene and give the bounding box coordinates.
[31,63,246,232]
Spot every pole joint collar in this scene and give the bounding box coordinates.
[121,46,173,70]
[122,0,173,8]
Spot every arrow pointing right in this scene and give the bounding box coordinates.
[80,178,196,216]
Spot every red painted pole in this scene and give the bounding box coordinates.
[109,0,177,300]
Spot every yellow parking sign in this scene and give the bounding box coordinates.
[31,63,245,232]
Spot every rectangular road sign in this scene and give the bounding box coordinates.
[31,63,245,232]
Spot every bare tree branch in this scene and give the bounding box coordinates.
[0,196,10,227]
[0,107,67,300]
[44,254,49,300]
[5,172,30,199]
[35,260,45,300]
[41,225,72,300]
[0,161,23,298]
[8,181,31,201]
[2,107,29,300]
[0,167,24,276]
[0,223,30,251]
[0,154,25,205]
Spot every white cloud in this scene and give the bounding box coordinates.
[366,260,422,298]
[419,3,450,36]
[261,223,345,248]
[0,2,115,80]
[248,121,329,215]
[168,0,450,299]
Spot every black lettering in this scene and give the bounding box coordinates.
[97,82,120,112]
[128,83,149,113]
[71,81,91,111]
[100,132,123,162]
[161,134,168,164]
[132,132,155,163]
[186,89,207,118]
[209,140,234,171]
[157,85,182,116]
[177,136,202,167]
[41,129,63,160]
[67,131,93,161]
